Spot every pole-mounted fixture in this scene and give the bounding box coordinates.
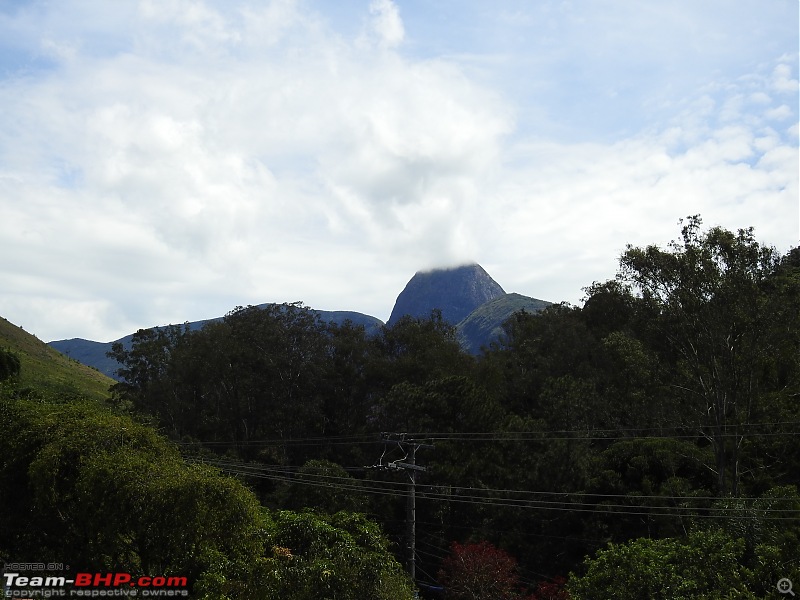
[370,432,434,589]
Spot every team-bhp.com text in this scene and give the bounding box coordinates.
[3,572,189,597]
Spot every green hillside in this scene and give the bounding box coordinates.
[456,292,551,353]
[0,316,113,402]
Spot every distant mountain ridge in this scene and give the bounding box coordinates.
[50,307,384,381]
[49,264,552,378]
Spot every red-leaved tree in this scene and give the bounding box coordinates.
[438,540,523,600]
[529,576,569,600]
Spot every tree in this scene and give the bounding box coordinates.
[369,310,473,392]
[286,459,367,514]
[107,324,191,420]
[568,527,800,599]
[1,392,414,599]
[244,510,414,600]
[0,395,267,586]
[109,303,335,462]
[0,348,21,381]
[618,216,798,496]
[372,375,502,434]
[215,303,330,449]
[322,320,375,445]
[481,303,604,423]
[586,438,713,541]
[529,577,569,600]
[438,540,527,600]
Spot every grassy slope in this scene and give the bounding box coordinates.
[456,293,551,354]
[0,316,114,402]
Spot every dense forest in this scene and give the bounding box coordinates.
[3,217,799,599]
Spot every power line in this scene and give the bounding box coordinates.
[176,435,379,447]
[173,422,800,448]
[413,422,800,437]
[415,519,609,546]
[191,456,800,505]
[189,458,800,520]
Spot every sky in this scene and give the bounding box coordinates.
[0,0,797,343]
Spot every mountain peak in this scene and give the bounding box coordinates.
[387,263,506,326]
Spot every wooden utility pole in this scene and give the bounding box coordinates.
[372,433,434,588]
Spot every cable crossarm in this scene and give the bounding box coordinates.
[365,432,436,587]
[366,432,435,471]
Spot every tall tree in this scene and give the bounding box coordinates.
[108,324,191,420]
[618,216,798,496]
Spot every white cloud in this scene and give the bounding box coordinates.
[137,0,241,54]
[0,0,796,342]
[772,63,799,94]
[366,0,404,49]
[41,38,79,63]
[765,104,794,122]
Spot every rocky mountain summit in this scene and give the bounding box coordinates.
[387,263,506,325]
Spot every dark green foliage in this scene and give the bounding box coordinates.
[96,218,798,593]
[481,302,605,422]
[0,347,21,381]
[586,438,714,540]
[51,308,384,381]
[618,216,797,495]
[0,395,265,581]
[371,309,474,389]
[373,376,500,434]
[704,485,800,562]
[569,530,752,599]
[108,323,191,417]
[246,510,413,600]
[569,523,800,599]
[108,305,477,462]
[109,304,333,462]
[287,459,368,514]
[0,389,414,598]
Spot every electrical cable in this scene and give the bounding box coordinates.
[188,458,800,520]
[189,456,800,506]
[174,428,800,447]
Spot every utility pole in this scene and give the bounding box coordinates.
[371,433,434,589]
